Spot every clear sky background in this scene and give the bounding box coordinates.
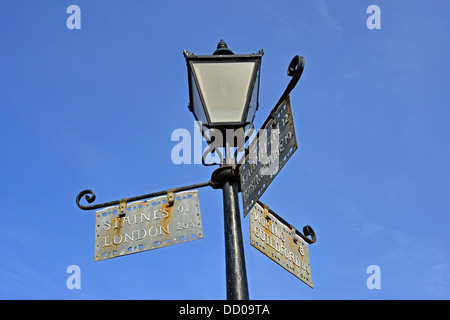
[0,0,449,300]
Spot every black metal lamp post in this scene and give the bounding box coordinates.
[210,165,248,300]
[184,40,263,300]
[76,40,309,300]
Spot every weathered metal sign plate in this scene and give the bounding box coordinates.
[95,190,203,261]
[240,96,298,217]
[249,201,313,288]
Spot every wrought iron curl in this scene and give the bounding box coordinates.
[76,189,97,210]
[301,225,316,244]
[275,55,305,109]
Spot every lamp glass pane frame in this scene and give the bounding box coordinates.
[186,54,262,127]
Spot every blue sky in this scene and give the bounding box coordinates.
[0,0,449,299]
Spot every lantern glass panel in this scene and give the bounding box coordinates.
[192,61,256,124]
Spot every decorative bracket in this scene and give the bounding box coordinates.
[257,200,316,245]
[76,180,212,211]
[119,200,127,217]
[274,55,305,109]
[167,189,175,206]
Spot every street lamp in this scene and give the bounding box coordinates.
[76,40,310,300]
[184,40,263,131]
[183,40,264,300]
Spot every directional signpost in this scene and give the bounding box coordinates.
[76,43,316,299]
[239,92,316,289]
[94,190,203,261]
[249,201,313,288]
[239,96,298,217]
